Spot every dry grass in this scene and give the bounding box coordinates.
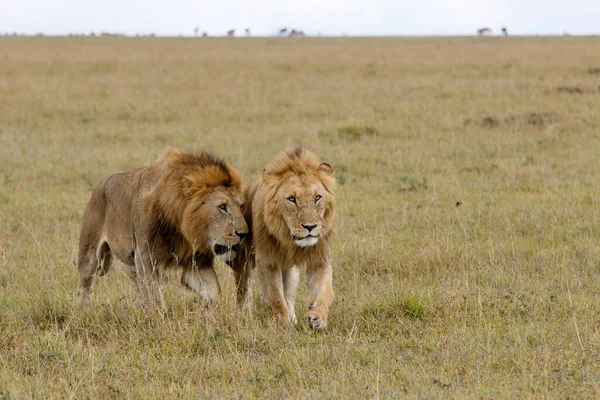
[1,35,599,398]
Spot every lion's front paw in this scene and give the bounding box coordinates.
[307,312,327,331]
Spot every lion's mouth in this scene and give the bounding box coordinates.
[214,243,239,255]
[292,235,319,248]
[292,234,318,241]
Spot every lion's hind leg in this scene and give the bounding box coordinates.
[77,240,113,304]
[77,245,99,305]
[230,245,254,309]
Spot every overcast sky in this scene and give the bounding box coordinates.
[3,0,600,36]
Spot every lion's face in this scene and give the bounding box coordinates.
[205,187,248,262]
[265,168,334,248]
[182,186,248,263]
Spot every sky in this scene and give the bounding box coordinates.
[2,0,600,36]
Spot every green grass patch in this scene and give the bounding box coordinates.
[363,294,428,321]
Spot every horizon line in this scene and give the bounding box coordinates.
[2,32,598,38]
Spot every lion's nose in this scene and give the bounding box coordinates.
[236,231,248,240]
[302,224,317,232]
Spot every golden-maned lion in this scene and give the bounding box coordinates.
[77,149,249,306]
[233,147,336,330]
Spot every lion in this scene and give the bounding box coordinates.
[232,147,336,330]
[76,149,249,306]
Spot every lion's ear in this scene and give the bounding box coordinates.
[318,163,334,177]
[180,176,197,197]
[318,162,335,192]
[261,169,277,186]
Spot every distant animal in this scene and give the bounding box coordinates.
[231,147,336,330]
[279,27,288,36]
[245,28,251,36]
[76,149,248,307]
[289,29,305,37]
[501,27,508,36]
[227,29,235,37]
[477,27,492,36]
[202,32,209,37]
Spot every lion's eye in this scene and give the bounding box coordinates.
[218,204,227,212]
[315,195,322,202]
[287,196,296,203]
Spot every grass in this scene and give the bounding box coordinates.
[335,122,380,140]
[1,35,599,398]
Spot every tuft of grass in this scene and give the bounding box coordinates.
[336,122,380,140]
[364,294,428,321]
[28,295,73,330]
[398,175,428,191]
[400,295,428,318]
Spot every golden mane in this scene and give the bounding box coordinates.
[152,148,242,228]
[251,146,336,266]
[262,147,335,194]
[262,145,335,205]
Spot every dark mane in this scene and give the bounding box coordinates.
[160,148,241,189]
[176,150,232,183]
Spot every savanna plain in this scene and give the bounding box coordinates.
[0,36,599,398]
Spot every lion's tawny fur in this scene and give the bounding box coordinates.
[233,147,336,330]
[77,148,248,305]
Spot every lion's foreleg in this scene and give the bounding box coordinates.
[283,266,300,324]
[181,259,220,306]
[306,258,334,331]
[258,258,291,324]
[133,247,163,312]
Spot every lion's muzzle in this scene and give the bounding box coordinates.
[291,223,322,248]
[213,242,242,264]
[292,235,319,248]
[214,243,240,255]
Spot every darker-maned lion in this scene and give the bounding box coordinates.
[232,147,336,330]
[77,149,249,305]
